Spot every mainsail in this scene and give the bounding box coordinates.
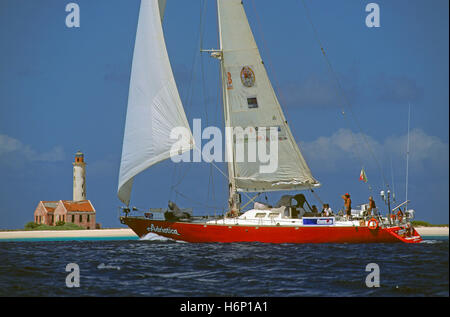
[118,0,193,205]
[217,0,320,193]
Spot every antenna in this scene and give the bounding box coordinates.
[405,103,411,211]
[390,157,396,203]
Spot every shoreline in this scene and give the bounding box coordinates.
[415,226,449,237]
[0,228,138,240]
[0,226,447,240]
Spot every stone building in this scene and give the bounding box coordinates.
[33,151,98,229]
[34,200,96,229]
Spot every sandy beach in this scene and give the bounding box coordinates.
[0,228,137,240]
[415,227,449,237]
[0,226,447,240]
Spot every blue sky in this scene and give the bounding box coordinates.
[0,0,448,229]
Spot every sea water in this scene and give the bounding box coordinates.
[0,235,447,297]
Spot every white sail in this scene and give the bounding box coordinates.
[218,0,319,192]
[118,0,193,205]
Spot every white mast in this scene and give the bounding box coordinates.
[216,1,240,212]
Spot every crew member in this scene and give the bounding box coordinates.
[321,203,332,216]
[368,196,376,216]
[342,193,352,220]
[397,207,404,223]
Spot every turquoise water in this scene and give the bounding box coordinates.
[0,235,445,242]
[0,236,139,242]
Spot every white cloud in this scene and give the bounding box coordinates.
[0,134,65,163]
[299,128,449,173]
[384,129,449,170]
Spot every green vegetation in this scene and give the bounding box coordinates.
[24,222,85,231]
[412,220,449,227]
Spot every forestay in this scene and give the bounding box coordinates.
[217,0,320,192]
[118,0,193,205]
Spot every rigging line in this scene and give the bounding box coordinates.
[405,103,411,210]
[310,188,324,206]
[191,144,254,202]
[198,0,214,202]
[299,0,388,189]
[209,58,224,205]
[199,0,209,126]
[250,0,373,192]
[182,0,205,112]
[191,145,228,182]
[171,163,192,190]
[248,0,289,114]
[172,0,205,191]
[169,163,178,201]
[197,145,259,203]
[240,192,261,210]
[172,188,224,210]
[201,0,217,206]
[341,112,375,193]
[248,0,301,139]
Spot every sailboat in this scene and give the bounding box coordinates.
[117,0,422,243]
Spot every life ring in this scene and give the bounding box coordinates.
[368,218,379,230]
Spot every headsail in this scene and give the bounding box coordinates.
[218,0,320,193]
[118,0,193,205]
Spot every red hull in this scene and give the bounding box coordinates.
[121,217,422,243]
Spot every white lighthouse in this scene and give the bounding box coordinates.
[73,150,86,201]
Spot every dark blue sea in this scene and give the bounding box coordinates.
[0,234,448,298]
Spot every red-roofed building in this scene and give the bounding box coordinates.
[55,200,96,229]
[32,151,99,229]
[34,201,58,225]
[33,200,97,229]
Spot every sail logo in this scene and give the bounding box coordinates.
[147,224,180,236]
[240,66,255,87]
[170,119,279,174]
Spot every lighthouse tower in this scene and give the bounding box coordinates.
[73,150,86,201]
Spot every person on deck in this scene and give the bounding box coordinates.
[397,207,404,223]
[368,196,376,216]
[342,193,352,220]
[321,204,327,216]
[321,203,332,216]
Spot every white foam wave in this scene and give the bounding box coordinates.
[139,232,188,243]
[97,263,121,270]
[420,239,442,244]
[139,232,172,241]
